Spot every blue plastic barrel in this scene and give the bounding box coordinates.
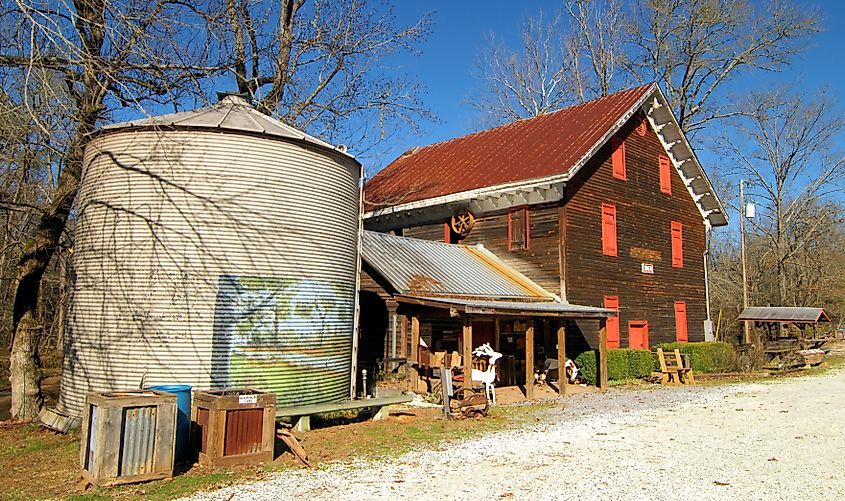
[147,384,191,462]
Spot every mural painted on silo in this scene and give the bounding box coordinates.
[212,275,354,405]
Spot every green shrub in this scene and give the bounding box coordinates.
[627,349,655,378]
[573,348,654,385]
[654,341,737,373]
[574,351,597,385]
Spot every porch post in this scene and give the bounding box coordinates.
[462,318,473,389]
[598,318,608,393]
[557,319,567,396]
[525,321,535,399]
[411,315,420,392]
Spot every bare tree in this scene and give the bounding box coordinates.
[564,0,628,101]
[0,0,214,420]
[470,0,627,125]
[471,0,817,132]
[716,87,845,309]
[471,12,571,125]
[209,0,433,149]
[0,0,433,420]
[626,0,819,134]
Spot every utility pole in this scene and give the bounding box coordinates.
[740,179,751,345]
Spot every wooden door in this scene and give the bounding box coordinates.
[628,321,649,349]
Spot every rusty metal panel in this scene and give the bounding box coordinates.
[362,230,552,300]
[59,101,362,417]
[119,406,158,477]
[223,409,263,456]
[365,85,653,208]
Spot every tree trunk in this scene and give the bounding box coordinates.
[8,134,85,420]
[9,312,42,419]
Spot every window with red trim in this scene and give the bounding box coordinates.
[604,296,620,348]
[671,221,683,268]
[601,203,617,256]
[611,137,627,180]
[659,155,672,195]
[674,301,688,342]
[508,207,529,251]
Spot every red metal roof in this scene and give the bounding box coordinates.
[366,84,655,208]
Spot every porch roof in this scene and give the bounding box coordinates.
[397,295,614,319]
[362,230,554,300]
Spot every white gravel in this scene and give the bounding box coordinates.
[185,369,845,501]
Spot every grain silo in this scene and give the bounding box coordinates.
[58,94,362,417]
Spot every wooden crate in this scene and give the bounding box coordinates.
[192,388,276,466]
[80,390,177,487]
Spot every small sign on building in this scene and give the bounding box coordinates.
[641,263,654,274]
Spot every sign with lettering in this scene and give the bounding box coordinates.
[238,394,258,405]
[641,263,655,274]
[630,247,662,262]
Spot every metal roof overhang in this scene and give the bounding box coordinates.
[737,307,831,324]
[397,295,615,318]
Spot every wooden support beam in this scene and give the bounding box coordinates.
[463,319,473,391]
[399,313,408,360]
[411,315,420,392]
[557,320,567,396]
[598,320,608,393]
[525,322,535,399]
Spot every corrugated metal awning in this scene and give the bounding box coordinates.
[362,230,553,300]
[398,295,614,318]
[737,307,831,323]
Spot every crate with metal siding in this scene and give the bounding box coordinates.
[192,388,276,466]
[80,390,176,486]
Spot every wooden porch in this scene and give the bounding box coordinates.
[388,296,613,400]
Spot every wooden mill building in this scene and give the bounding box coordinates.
[363,84,727,377]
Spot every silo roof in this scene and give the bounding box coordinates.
[101,94,354,159]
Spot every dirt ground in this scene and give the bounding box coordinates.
[189,366,845,500]
[0,396,540,499]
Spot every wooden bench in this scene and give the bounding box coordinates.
[654,348,695,385]
[275,393,414,432]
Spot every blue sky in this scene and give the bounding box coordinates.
[364,0,845,183]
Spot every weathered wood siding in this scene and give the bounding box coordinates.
[564,112,707,347]
[404,204,563,297]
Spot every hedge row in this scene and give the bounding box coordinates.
[572,342,738,384]
[574,349,653,385]
[653,341,737,373]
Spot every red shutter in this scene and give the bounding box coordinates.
[443,223,452,244]
[659,155,672,195]
[674,301,688,342]
[671,221,683,268]
[601,204,617,256]
[611,137,626,180]
[604,296,620,348]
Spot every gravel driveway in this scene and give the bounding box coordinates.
[187,369,845,500]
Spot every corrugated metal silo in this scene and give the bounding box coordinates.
[59,95,362,417]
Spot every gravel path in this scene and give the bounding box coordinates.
[186,369,845,500]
